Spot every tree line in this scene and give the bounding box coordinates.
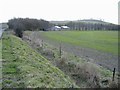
[7,18,119,38]
[66,21,118,31]
[8,18,52,38]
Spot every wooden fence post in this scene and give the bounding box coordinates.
[41,40,43,47]
[112,68,115,81]
[59,43,61,58]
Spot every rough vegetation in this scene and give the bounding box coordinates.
[2,33,77,88]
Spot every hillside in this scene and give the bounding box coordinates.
[2,33,78,88]
[77,19,112,24]
[50,21,69,25]
[50,19,113,25]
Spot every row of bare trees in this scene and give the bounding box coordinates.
[66,21,118,31]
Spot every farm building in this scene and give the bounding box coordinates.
[51,26,61,31]
[49,25,70,31]
[61,26,70,30]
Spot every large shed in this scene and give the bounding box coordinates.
[51,26,61,31]
[61,26,70,30]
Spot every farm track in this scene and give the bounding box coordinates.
[26,31,118,71]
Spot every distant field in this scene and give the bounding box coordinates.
[39,31,118,55]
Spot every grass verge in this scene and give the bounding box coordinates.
[2,33,78,88]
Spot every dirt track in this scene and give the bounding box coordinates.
[25,31,119,71]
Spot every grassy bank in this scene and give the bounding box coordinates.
[2,33,77,88]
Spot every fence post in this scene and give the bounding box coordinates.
[41,40,43,47]
[59,42,61,58]
[112,68,115,81]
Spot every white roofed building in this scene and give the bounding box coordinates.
[51,26,61,31]
[61,26,70,30]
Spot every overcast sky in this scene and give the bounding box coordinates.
[0,0,119,24]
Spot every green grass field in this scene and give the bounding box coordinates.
[39,31,118,55]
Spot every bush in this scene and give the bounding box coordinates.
[14,28,23,38]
